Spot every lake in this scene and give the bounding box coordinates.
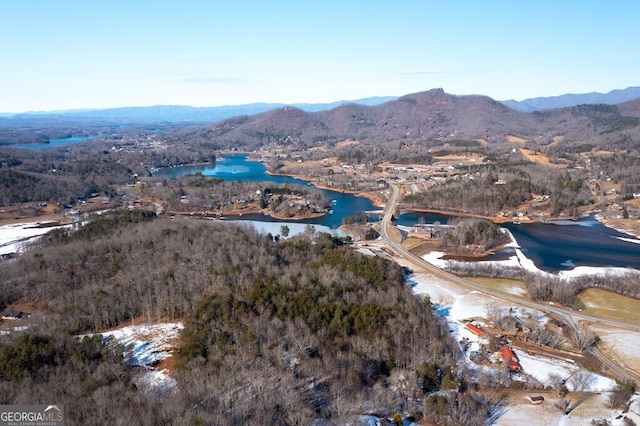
[6,135,96,150]
[156,155,640,272]
[153,155,378,229]
[396,212,640,272]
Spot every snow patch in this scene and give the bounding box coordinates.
[0,222,72,255]
[617,236,640,245]
[98,322,183,367]
[84,322,183,396]
[135,369,177,397]
[225,219,346,238]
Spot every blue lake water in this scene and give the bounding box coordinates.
[5,135,96,150]
[396,212,640,272]
[153,155,378,229]
[156,155,640,271]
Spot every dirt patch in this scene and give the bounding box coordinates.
[506,134,527,144]
[155,356,176,374]
[432,153,484,165]
[335,140,360,149]
[520,148,566,168]
[597,216,640,238]
[387,226,402,243]
[405,239,440,256]
[355,190,385,207]
[0,203,65,226]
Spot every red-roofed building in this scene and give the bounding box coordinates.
[499,346,521,371]
[465,322,485,337]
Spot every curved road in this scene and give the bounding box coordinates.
[378,182,639,384]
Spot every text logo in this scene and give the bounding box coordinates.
[0,405,64,426]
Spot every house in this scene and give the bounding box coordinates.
[466,322,485,337]
[499,346,521,371]
[2,310,27,320]
[526,395,545,405]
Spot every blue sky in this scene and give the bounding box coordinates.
[1,1,639,112]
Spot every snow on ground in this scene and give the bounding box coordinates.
[224,219,346,238]
[617,236,640,245]
[86,322,183,396]
[497,392,640,426]
[412,269,616,394]
[136,370,177,397]
[98,322,183,367]
[590,324,640,372]
[0,222,72,255]
[422,245,639,280]
[516,352,615,392]
[422,248,545,276]
[558,265,640,279]
[355,247,376,256]
[406,271,619,425]
[406,272,496,322]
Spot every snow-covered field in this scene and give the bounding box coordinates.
[590,324,640,372]
[0,221,72,255]
[224,219,346,238]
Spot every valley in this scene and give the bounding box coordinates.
[3,89,640,424]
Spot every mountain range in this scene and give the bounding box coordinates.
[174,88,640,153]
[2,87,640,124]
[502,87,640,112]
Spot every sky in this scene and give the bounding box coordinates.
[1,1,639,113]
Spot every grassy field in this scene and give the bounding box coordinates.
[578,288,640,324]
[464,277,529,298]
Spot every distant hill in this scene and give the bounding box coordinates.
[501,87,640,112]
[5,96,397,124]
[4,87,640,124]
[4,88,640,154]
[175,88,640,153]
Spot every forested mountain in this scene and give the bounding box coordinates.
[174,89,640,153]
[4,87,640,123]
[1,97,397,124]
[502,86,640,112]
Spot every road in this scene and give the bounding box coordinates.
[377,182,639,385]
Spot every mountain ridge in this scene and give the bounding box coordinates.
[177,88,640,153]
[502,86,640,112]
[2,87,640,123]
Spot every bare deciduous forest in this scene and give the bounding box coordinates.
[0,211,499,425]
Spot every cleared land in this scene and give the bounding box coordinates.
[465,277,529,298]
[520,148,566,168]
[578,288,640,325]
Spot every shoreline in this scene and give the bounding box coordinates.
[403,206,640,240]
[265,168,386,208]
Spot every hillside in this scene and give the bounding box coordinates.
[175,88,640,153]
[0,212,495,425]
